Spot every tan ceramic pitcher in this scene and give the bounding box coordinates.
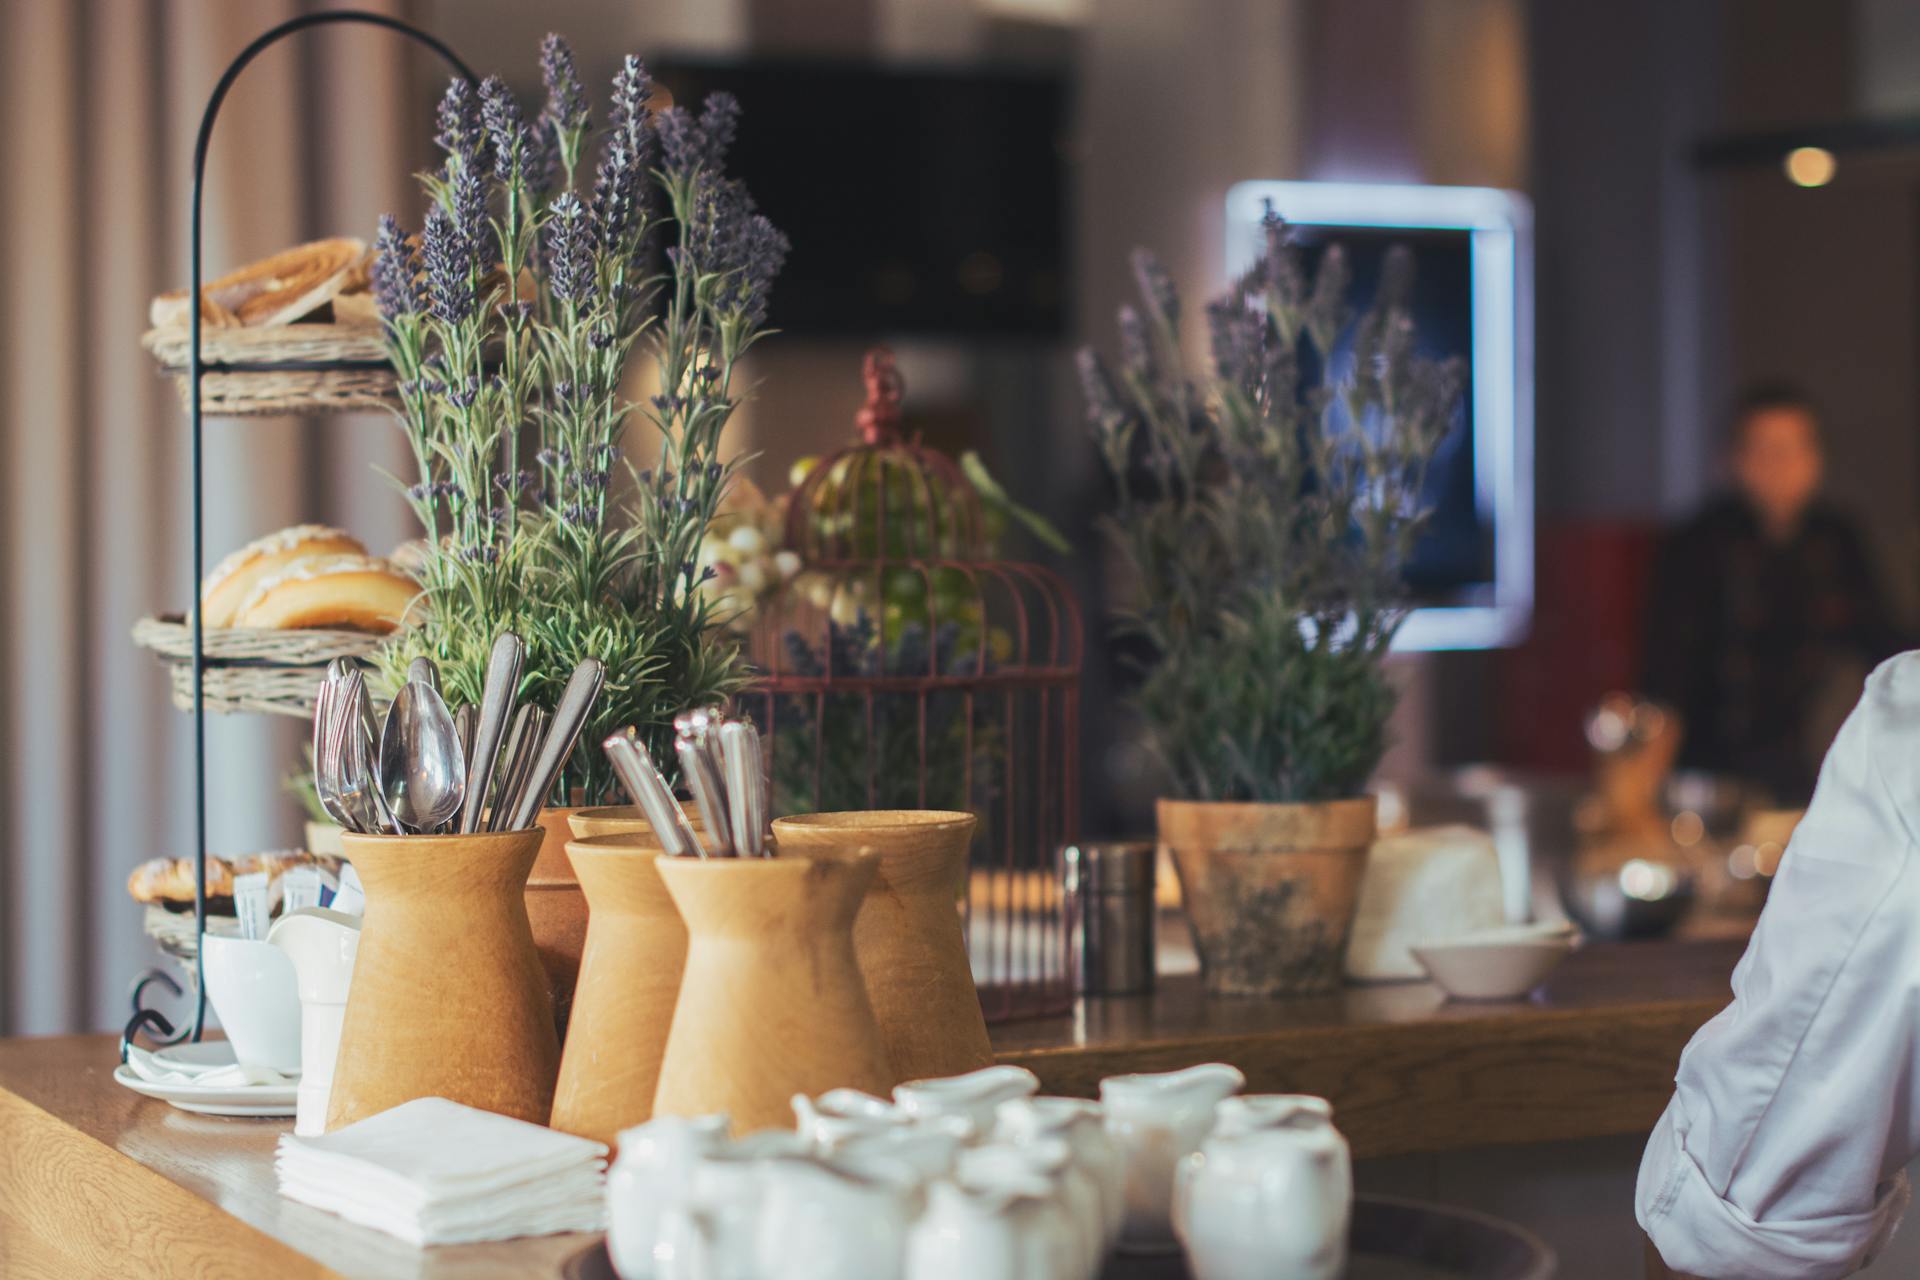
[771,810,992,1083]
[651,852,891,1133]
[327,829,560,1129]
[548,833,690,1146]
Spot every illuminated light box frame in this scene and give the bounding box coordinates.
[1225,181,1535,652]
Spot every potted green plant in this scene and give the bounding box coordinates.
[1078,211,1463,995]
[368,35,785,1016]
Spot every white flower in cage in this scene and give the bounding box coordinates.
[829,587,862,627]
[801,573,834,610]
[774,550,802,580]
[737,559,768,594]
[728,524,768,557]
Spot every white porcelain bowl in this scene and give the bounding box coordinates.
[1409,924,1577,1001]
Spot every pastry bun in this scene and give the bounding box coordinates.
[232,554,421,634]
[200,524,366,628]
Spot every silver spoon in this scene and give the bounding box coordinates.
[604,730,700,857]
[503,658,605,831]
[461,633,523,834]
[333,670,392,834]
[380,679,467,834]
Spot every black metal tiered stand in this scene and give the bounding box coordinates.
[120,12,474,1056]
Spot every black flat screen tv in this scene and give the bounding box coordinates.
[652,57,1068,338]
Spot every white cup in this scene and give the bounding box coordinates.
[201,934,302,1074]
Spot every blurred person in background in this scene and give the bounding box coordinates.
[1642,383,1908,806]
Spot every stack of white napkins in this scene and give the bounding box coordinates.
[276,1096,607,1246]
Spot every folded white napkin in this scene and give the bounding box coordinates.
[124,1044,298,1090]
[276,1097,607,1246]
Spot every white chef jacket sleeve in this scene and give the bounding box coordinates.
[1637,654,1920,1280]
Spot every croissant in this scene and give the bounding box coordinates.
[148,237,368,329]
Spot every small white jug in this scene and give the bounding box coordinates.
[894,1064,1039,1138]
[956,1141,1088,1280]
[264,906,360,1134]
[606,1113,730,1280]
[756,1153,913,1280]
[792,1088,910,1149]
[1172,1104,1351,1280]
[1099,1063,1245,1252]
[910,1166,1065,1280]
[997,1096,1124,1251]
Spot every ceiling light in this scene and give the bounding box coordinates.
[1783,146,1836,187]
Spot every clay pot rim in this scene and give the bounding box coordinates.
[653,849,878,876]
[773,809,976,834]
[339,827,543,852]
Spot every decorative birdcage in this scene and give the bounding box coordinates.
[746,349,1083,1021]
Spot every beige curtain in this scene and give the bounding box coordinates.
[0,0,439,1035]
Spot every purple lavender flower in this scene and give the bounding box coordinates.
[1118,304,1155,382]
[1129,248,1178,329]
[1075,347,1124,427]
[683,175,788,324]
[422,205,475,326]
[608,56,655,157]
[434,78,493,176]
[544,192,598,308]
[540,34,590,135]
[592,137,645,256]
[370,214,421,322]
[480,76,534,186]
[658,92,741,178]
[451,164,491,273]
[1205,297,1261,390]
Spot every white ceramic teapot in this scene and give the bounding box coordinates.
[955,1141,1089,1280]
[894,1064,1039,1137]
[264,906,361,1136]
[1099,1063,1245,1252]
[606,1114,730,1280]
[1172,1104,1351,1280]
[996,1096,1124,1251]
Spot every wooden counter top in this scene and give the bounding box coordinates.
[1001,938,1742,1159]
[0,939,1739,1279]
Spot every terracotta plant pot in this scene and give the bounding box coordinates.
[327,829,559,1129]
[651,853,891,1134]
[1158,797,1377,997]
[527,807,588,1033]
[549,834,689,1147]
[771,810,992,1083]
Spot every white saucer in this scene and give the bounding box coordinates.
[114,1041,297,1117]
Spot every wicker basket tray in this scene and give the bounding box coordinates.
[141,322,396,416]
[132,613,383,719]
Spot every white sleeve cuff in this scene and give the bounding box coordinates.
[1638,1100,1911,1280]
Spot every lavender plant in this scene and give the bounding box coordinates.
[373,36,788,803]
[1079,211,1464,803]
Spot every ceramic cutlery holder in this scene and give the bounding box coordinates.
[527,807,589,1033]
[771,810,994,1083]
[548,834,689,1146]
[651,852,891,1134]
[327,829,559,1130]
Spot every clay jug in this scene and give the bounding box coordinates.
[526,806,589,1032]
[549,833,690,1146]
[771,810,991,1083]
[652,853,891,1134]
[327,829,559,1128]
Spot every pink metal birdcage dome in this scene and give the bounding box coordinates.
[747,348,1083,1021]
